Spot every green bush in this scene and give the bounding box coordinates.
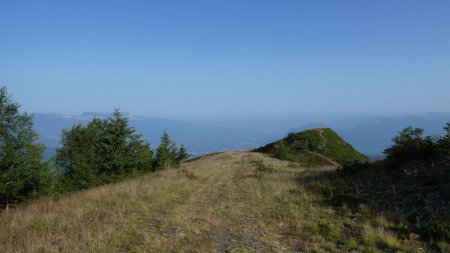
[250,159,274,174]
[422,220,450,242]
[273,143,295,161]
[318,222,334,239]
[307,181,365,209]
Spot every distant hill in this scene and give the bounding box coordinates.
[255,128,368,166]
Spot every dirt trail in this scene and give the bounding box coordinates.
[132,151,294,252]
[317,128,326,149]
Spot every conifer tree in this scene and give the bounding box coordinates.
[155,131,176,169]
[127,134,153,173]
[56,120,105,190]
[175,145,190,165]
[102,109,133,176]
[384,126,426,161]
[154,132,189,169]
[0,86,51,209]
[56,109,153,189]
[438,122,450,157]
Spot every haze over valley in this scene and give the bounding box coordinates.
[35,111,450,159]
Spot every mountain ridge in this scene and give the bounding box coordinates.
[33,112,450,159]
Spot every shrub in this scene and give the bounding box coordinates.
[318,222,334,239]
[250,159,274,174]
[273,143,293,161]
[307,181,365,209]
[422,220,450,242]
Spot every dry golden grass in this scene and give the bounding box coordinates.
[0,151,438,252]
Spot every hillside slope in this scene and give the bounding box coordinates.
[256,128,368,165]
[0,152,435,252]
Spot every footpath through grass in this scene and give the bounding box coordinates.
[0,151,440,252]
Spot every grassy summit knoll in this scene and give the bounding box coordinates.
[255,128,368,166]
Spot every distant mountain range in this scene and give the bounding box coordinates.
[34,113,280,159]
[33,112,450,160]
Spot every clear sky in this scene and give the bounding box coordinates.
[1,0,449,119]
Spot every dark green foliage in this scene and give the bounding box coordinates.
[437,123,450,157]
[335,123,450,243]
[306,181,365,209]
[422,220,450,242]
[56,109,154,190]
[154,131,189,170]
[0,87,189,207]
[250,159,274,174]
[127,135,154,174]
[56,122,104,189]
[101,110,133,176]
[176,145,190,164]
[56,111,188,191]
[383,123,450,167]
[317,222,334,239]
[273,143,295,161]
[383,126,435,164]
[0,87,53,208]
[154,131,176,170]
[337,157,450,243]
[256,128,368,166]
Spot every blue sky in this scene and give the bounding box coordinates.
[1,0,449,119]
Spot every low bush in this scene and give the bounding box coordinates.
[307,181,365,209]
[422,220,450,242]
[250,159,274,174]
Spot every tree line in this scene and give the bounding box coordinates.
[383,124,450,166]
[0,87,189,209]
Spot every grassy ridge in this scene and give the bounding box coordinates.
[0,152,437,252]
[256,128,368,165]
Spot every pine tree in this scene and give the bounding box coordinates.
[384,126,425,161]
[127,135,153,173]
[0,86,50,209]
[56,109,154,189]
[445,123,450,138]
[154,131,177,169]
[175,145,190,165]
[438,122,450,157]
[56,121,105,190]
[102,109,133,176]
[154,132,189,169]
